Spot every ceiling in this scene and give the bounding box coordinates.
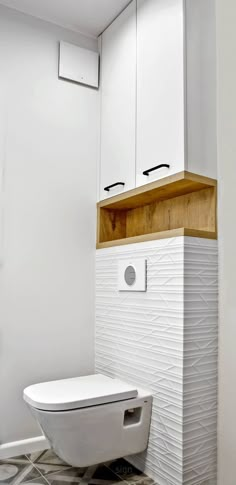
[0,0,131,37]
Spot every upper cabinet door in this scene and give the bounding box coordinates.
[136,0,185,187]
[100,1,136,200]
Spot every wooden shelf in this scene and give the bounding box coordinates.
[97,171,217,249]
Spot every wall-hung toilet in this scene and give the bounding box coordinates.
[23,374,152,467]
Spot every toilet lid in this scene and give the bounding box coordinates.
[23,374,138,411]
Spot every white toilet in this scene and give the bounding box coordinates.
[23,374,152,467]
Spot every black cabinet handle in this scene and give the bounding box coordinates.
[143,164,170,176]
[104,182,125,192]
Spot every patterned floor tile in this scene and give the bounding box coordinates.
[0,459,43,484]
[3,457,29,465]
[21,478,49,485]
[45,463,125,485]
[124,478,154,485]
[26,451,70,480]
[34,452,67,467]
[106,460,155,485]
[44,466,88,485]
[0,452,153,485]
[89,464,124,484]
[26,453,45,464]
[30,465,71,480]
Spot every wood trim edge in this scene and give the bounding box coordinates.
[96,228,217,250]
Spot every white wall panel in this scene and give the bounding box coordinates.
[0,5,99,445]
[96,237,218,485]
[216,1,236,483]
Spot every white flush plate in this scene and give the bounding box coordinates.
[118,259,147,292]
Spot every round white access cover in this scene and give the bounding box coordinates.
[23,374,138,411]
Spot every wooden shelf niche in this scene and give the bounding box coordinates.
[97,171,217,249]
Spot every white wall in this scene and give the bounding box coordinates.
[0,6,99,445]
[216,1,236,484]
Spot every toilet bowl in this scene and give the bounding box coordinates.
[23,374,152,467]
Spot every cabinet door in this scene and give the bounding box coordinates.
[136,0,185,187]
[100,1,136,200]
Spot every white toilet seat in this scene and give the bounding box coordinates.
[23,374,138,411]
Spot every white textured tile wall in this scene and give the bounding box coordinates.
[183,238,218,485]
[95,237,218,485]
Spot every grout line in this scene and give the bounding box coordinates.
[12,461,37,485]
[40,474,50,485]
[30,463,73,484]
[25,461,51,485]
[24,454,34,464]
[25,451,71,485]
[25,451,45,463]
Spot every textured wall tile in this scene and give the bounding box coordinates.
[183,238,218,485]
[95,237,218,485]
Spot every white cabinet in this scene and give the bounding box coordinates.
[99,0,217,200]
[99,0,136,200]
[184,0,217,179]
[136,0,185,186]
[136,0,217,187]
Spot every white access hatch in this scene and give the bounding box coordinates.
[23,374,138,412]
[59,41,99,88]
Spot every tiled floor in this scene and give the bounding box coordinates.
[0,450,155,485]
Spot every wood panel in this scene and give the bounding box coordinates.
[99,208,126,243]
[96,172,217,249]
[126,188,216,238]
[98,171,217,210]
